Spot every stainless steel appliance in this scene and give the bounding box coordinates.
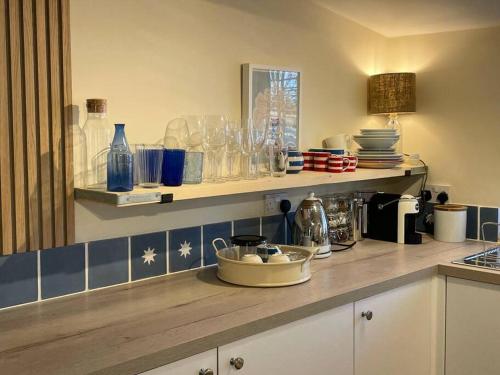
[292,192,331,258]
[452,247,500,270]
[322,193,354,244]
[353,191,377,242]
[452,222,500,270]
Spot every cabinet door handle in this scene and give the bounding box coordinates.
[230,357,245,370]
[199,369,214,375]
[361,310,373,320]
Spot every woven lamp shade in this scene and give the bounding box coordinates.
[368,73,416,114]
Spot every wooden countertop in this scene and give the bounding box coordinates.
[0,238,496,375]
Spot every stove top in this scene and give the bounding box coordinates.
[453,247,500,271]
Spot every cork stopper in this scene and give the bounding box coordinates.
[86,98,107,114]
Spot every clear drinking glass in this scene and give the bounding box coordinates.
[164,118,189,149]
[135,144,164,188]
[183,115,204,151]
[241,118,269,180]
[225,121,242,180]
[202,115,227,183]
[183,151,204,184]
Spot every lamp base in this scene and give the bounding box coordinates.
[386,113,402,153]
[386,113,400,129]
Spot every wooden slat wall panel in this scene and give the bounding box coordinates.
[0,0,73,255]
[61,0,74,245]
[35,0,54,249]
[22,0,40,250]
[8,0,28,252]
[0,0,15,254]
[47,0,64,247]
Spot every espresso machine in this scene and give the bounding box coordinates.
[366,193,422,245]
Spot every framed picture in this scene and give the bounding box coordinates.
[242,64,301,148]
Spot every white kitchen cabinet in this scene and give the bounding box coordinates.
[446,277,500,375]
[218,303,354,375]
[354,277,437,375]
[140,349,217,375]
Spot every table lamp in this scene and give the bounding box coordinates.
[368,72,416,129]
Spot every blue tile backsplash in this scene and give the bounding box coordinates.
[479,207,499,242]
[262,215,286,244]
[131,232,167,281]
[234,217,260,236]
[0,202,497,311]
[41,244,85,299]
[0,251,38,308]
[203,222,231,266]
[88,237,129,289]
[169,226,202,273]
[466,206,479,240]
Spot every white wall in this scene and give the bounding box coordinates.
[71,0,387,147]
[71,1,500,241]
[385,26,500,207]
[71,0,397,241]
[75,176,420,242]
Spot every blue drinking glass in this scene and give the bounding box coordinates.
[136,145,164,188]
[162,149,186,186]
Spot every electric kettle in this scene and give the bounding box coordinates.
[292,192,331,258]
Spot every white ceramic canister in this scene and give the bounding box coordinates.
[434,204,467,242]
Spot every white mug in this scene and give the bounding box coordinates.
[323,134,352,150]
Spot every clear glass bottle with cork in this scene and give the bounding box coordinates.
[82,98,113,188]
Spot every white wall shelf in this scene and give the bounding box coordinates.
[74,164,426,207]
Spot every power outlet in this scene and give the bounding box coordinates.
[264,193,288,215]
[426,184,451,203]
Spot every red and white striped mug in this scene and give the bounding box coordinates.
[313,152,330,172]
[302,151,315,171]
[327,154,349,173]
[345,155,358,172]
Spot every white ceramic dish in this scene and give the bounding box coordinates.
[357,148,395,152]
[357,152,397,156]
[353,136,399,149]
[360,128,397,132]
[355,154,403,159]
[359,133,399,137]
[214,244,319,287]
[354,134,399,138]
[358,161,401,169]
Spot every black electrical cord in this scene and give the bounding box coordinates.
[330,241,357,251]
[404,154,428,198]
[285,211,293,233]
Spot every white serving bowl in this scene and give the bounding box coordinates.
[353,136,399,149]
[360,128,397,133]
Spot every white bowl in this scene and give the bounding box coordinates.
[353,136,399,149]
[241,254,263,263]
[268,254,291,263]
[361,128,397,133]
[355,134,400,138]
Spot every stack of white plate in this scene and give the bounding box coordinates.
[353,129,403,169]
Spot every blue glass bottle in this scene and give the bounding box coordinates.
[107,123,133,192]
